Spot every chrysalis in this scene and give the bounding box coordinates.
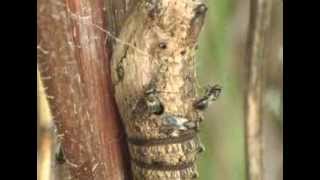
[111,0,218,179]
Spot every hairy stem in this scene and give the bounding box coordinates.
[37,0,136,179]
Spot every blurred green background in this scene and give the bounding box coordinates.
[196,0,283,180]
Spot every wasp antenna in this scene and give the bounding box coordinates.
[156,90,180,94]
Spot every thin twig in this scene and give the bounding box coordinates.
[244,0,273,180]
[37,68,54,180]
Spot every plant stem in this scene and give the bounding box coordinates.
[244,0,272,180]
[37,0,136,179]
[37,68,54,180]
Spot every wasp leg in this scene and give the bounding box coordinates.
[183,121,200,132]
[198,143,205,153]
[160,114,192,137]
[192,171,199,179]
[193,84,222,110]
[206,84,222,101]
[193,96,209,110]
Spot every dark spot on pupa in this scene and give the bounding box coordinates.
[180,50,186,55]
[134,125,142,132]
[138,149,148,157]
[147,0,160,19]
[151,159,167,167]
[159,42,167,49]
[148,10,156,18]
[178,156,184,162]
[116,64,124,81]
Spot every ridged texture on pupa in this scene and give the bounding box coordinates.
[111,0,207,179]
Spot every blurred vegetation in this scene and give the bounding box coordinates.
[196,0,282,180]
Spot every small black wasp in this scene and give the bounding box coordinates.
[193,84,222,110]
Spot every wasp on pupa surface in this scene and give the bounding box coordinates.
[193,84,222,110]
[144,87,164,115]
[159,114,197,137]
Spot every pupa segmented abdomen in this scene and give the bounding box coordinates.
[111,0,208,179]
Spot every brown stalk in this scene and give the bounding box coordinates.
[244,0,273,180]
[37,0,138,179]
